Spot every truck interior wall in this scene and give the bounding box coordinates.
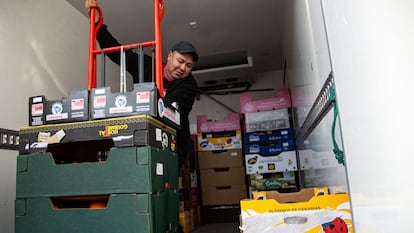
[284,0,414,232]
[322,1,414,232]
[282,0,348,192]
[0,1,97,232]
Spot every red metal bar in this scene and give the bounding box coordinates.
[87,1,165,95]
[87,7,103,90]
[155,0,165,96]
[91,41,155,55]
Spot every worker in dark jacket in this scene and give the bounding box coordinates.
[85,0,198,164]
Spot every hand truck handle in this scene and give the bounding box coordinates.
[87,6,103,90]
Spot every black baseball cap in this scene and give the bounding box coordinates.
[171,41,198,61]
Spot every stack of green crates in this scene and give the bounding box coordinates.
[16,118,179,233]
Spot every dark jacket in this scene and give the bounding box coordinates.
[97,24,198,156]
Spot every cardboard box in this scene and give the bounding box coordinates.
[249,172,296,191]
[28,95,45,126]
[198,149,243,169]
[90,83,180,129]
[19,115,176,155]
[201,184,247,206]
[197,129,242,151]
[244,109,290,132]
[179,210,194,233]
[191,188,200,214]
[245,151,297,174]
[29,90,89,126]
[197,112,240,132]
[239,188,353,233]
[243,128,294,145]
[190,171,198,188]
[243,139,295,155]
[200,167,246,187]
[240,88,291,113]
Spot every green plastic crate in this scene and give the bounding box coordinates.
[16,146,178,198]
[15,192,179,233]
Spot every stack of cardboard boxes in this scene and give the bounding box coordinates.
[29,83,180,129]
[178,140,200,233]
[196,113,248,223]
[240,88,298,195]
[15,108,179,233]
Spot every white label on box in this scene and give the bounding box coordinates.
[136,105,150,112]
[136,91,150,103]
[71,98,84,110]
[55,130,66,140]
[93,109,105,118]
[94,96,106,108]
[156,128,162,141]
[33,96,43,103]
[245,151,297,174]
[46,113,68,121]
[31,103,43,115]
[156,163,164,175]
[109,106,133,114]
[38,132,51,142]
[231,151,239,156]
[95,88,106,94]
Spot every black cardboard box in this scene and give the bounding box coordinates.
[19,115,176,155]
[29,90,89,126]
[90,83,180,129]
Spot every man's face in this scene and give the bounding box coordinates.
[165,51,195,79]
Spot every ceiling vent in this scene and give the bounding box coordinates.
[192,51,256,94]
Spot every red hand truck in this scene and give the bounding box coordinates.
[87,0,165,97]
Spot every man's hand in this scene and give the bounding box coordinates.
[85,0,98,13]
[85,0,99,23]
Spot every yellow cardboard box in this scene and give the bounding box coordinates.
[179,210,194,233]
[240,188,353,233]
[197,130,242,151]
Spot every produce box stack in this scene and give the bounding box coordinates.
[29,83,180,130]
[16,113,181,233]
[196,113,247,223]
[176,134,202,233]
[240,88,299,196]
[178,157,194,233]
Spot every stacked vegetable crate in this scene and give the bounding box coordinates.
[16,115,180,233]
[240,88,299,196]
[196,113,247,223]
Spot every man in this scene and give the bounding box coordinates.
[85,0,198,164]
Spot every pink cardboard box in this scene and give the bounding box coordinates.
[197,112,240,133]
[240,88,291,113]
